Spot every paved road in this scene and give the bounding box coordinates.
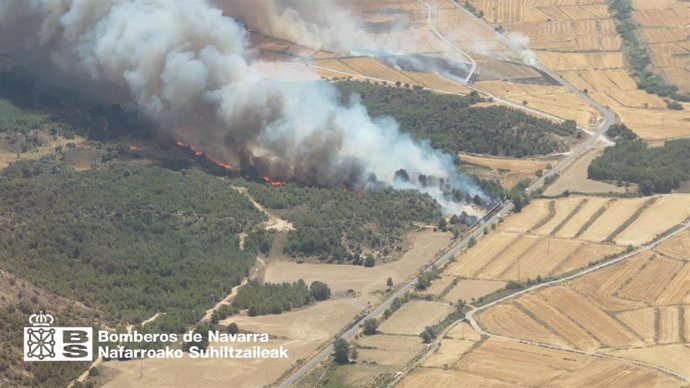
[278,2,619,386]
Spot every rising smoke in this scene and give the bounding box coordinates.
[0,0,484,213]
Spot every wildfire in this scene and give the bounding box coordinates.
[190,145,204,157]
[174,139,238,172]
[207,155,238,172]
[263,176,287,187]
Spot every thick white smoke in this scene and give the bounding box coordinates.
[213,0,410,54]
[0,0,484,212]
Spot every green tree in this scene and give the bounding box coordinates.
[227,322,239,334]
[309,281,331,301]
[364,255,376,268]
[333,337,350,364]
[363,318,378,335]
[386,277,394,289]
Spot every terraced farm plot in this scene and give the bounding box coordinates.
[378,300,453,335]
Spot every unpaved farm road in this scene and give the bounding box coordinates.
[278,2,618,386]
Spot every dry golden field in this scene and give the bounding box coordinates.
[458,152,553,190]
[468,0,690,140]
[544,144,629,196]
[441,194,690,285]
[378,300,453,335]
[474,249,690,377]
[400,335,684,387]
[473,80,602,128]
[632,0,690,92]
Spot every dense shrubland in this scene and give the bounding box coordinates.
[336,81,579,157]
[589,125,690,194]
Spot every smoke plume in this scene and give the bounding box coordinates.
[0,0,484,213]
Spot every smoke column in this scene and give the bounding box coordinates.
[0,0,484,212]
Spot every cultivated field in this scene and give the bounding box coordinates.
[501,195,690,246]
[473,80,601,128]
[378,300,453,335]
[104,298,366,388]
[459,152,552,190]
[442,194,690,285]
[632,0,690,92]
[263,230,453,300]
[400,336,683,387]
[544,143,628,196]
[468,0,690,140]
[656,230,690,259]
[356,334,425,366]
[474,249,690,377]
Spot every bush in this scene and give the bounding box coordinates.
[309,281,331,301]
[333,338,350,364]
[363,318,378,335]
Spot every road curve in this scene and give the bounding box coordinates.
[277,2,619,386]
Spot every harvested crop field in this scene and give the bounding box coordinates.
[378,300,453,335]
[632,0,690,92]
[263,230,452,300]
[356,334,424,366]
[466,0,690,139]
[473,248,690,378]
[472,80,601,128]
[447,229,622,281]
[656,230,690,260]
[459,152,553,189]
[400,336,684,387]
[104,298,366,388]
[502,195,690,246]
[543,145,628,196]
[441,279,505,304]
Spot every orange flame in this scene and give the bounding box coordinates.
[341,185,352,193]
[207,155,238,172]
[190,146,204,157]
[175,140,188,148]
[263,176,287,187]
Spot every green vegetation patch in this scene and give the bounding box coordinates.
[245,182,441,261]
[232,279,331,316]
[336,81,578,157]
[0,164,266,323]
[589,129,690,194]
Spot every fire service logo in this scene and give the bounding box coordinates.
[24,312,93,362]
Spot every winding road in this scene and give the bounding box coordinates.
[277,1,619,386]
